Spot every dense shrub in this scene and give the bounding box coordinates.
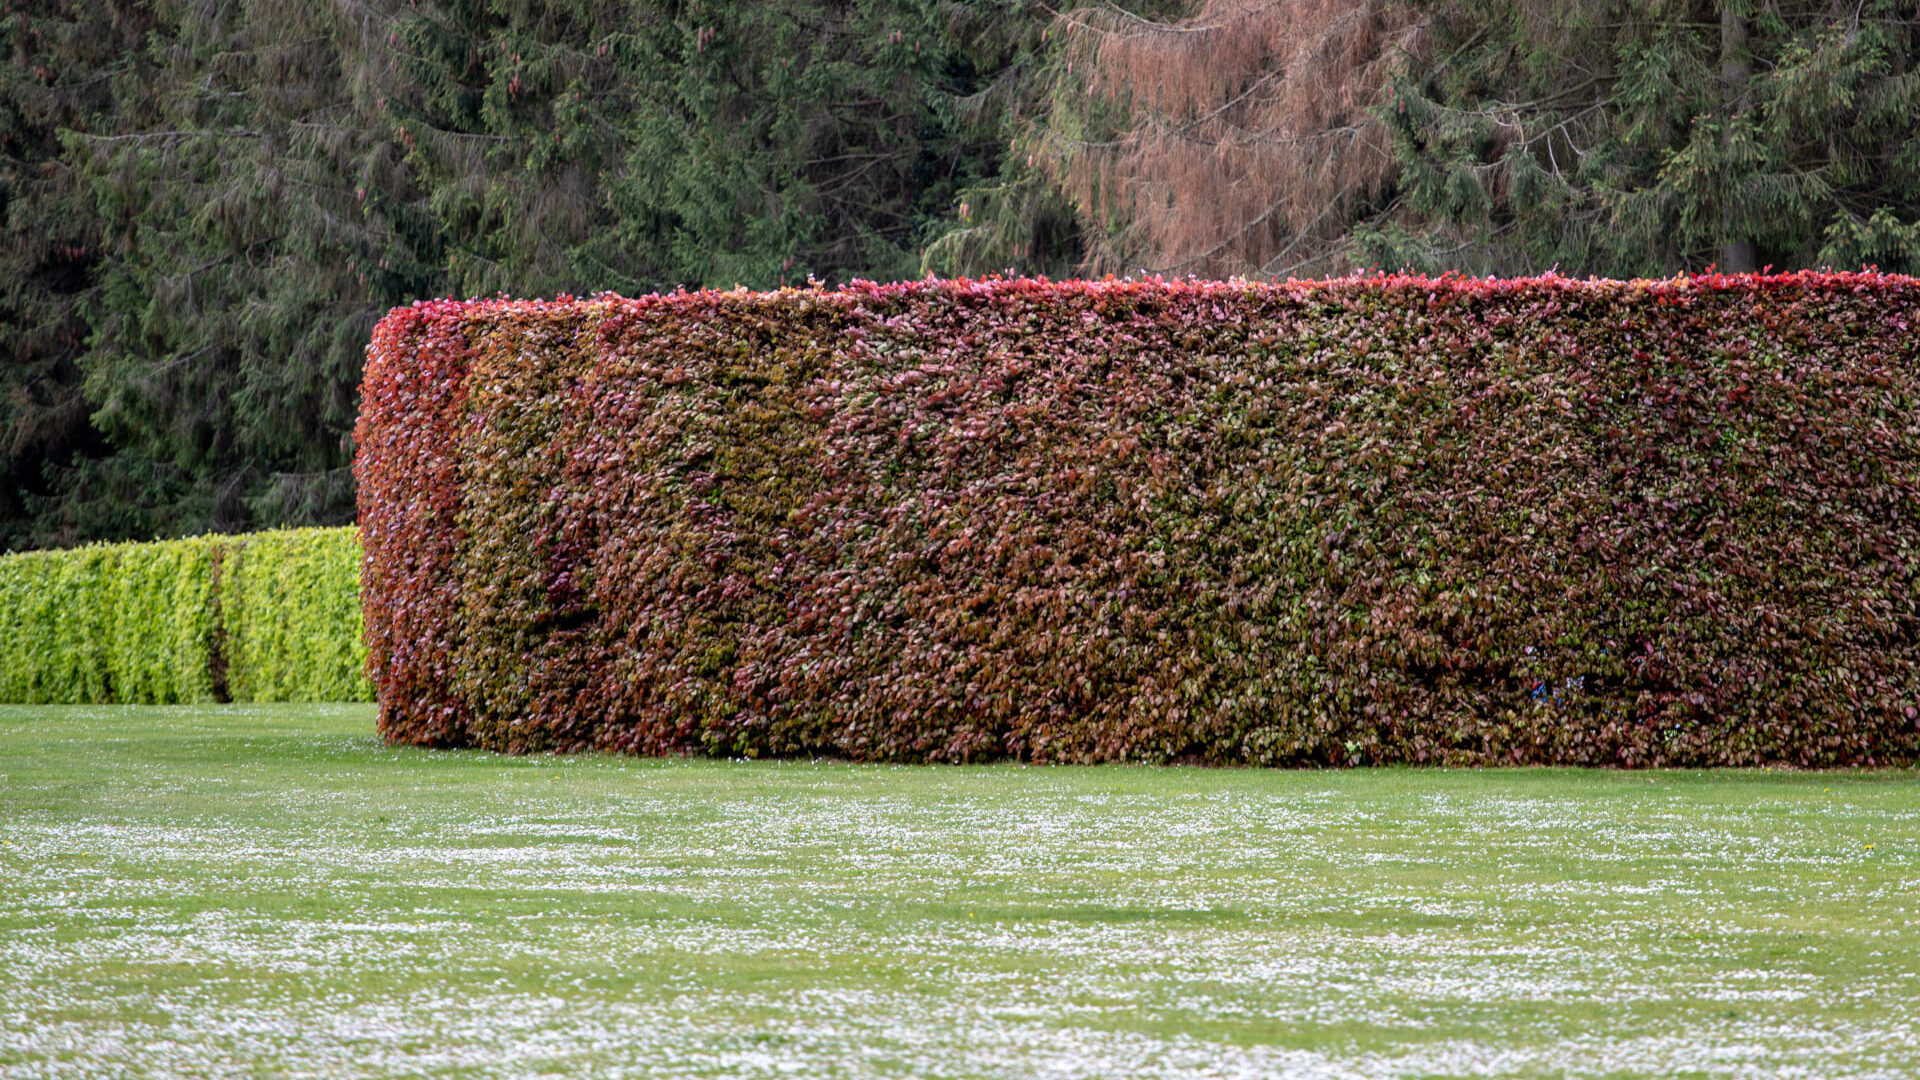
[0,536,218,704]
[108,537,222,704]
[357,273,1920,766]
[0,527,369,704]
[223,528,372,703]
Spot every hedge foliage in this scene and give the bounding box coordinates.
[357,273,1920,766]
[0,527,370,704]
[223,528,372,703]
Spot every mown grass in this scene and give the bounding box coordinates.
[1,704,1916,1078]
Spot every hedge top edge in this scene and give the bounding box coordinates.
[368,268,1920,319]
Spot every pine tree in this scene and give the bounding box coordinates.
[918,0,1087,279]
[388,0,1012,294]
[1364,0,1920,276]
[28,0,435,542]
[0,1,155,549]
[1030,0,1920,280]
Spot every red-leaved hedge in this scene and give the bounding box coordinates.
[356,273,1920,766]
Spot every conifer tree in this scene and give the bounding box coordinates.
[1033,0,1421,279]
[387,0,1015,294]
[0,1,155,548]
[1367,0,1920,277]
[14,0,1913,548]
[919,0,1089,279]
[1034,0,1920,280]
[58,0,435,539]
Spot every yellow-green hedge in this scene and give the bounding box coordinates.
[0,527,370,704]
[223,528,370,702]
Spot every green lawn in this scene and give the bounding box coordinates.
[1,705,1916,1078]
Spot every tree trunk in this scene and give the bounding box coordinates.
[1719,3,1757,273]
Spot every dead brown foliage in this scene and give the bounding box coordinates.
[1038,0,1427,278]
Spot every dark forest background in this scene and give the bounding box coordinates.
[5,0,1917,549]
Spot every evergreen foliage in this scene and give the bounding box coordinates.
[0,1,151,551]
[1365,0,1920,276]
[1027,1,1920,280]
[4,0,435,547]
[62,0,432,542]
[387,0,997,294]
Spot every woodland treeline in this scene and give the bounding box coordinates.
[5,0,1918,549]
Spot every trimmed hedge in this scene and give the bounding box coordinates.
[223,528,372,703]
[0,536,218,704]
[357,273,1920,766]
[0,527,370,704]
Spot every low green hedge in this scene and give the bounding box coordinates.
[0,527,370,704]
[223,528,370,702]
